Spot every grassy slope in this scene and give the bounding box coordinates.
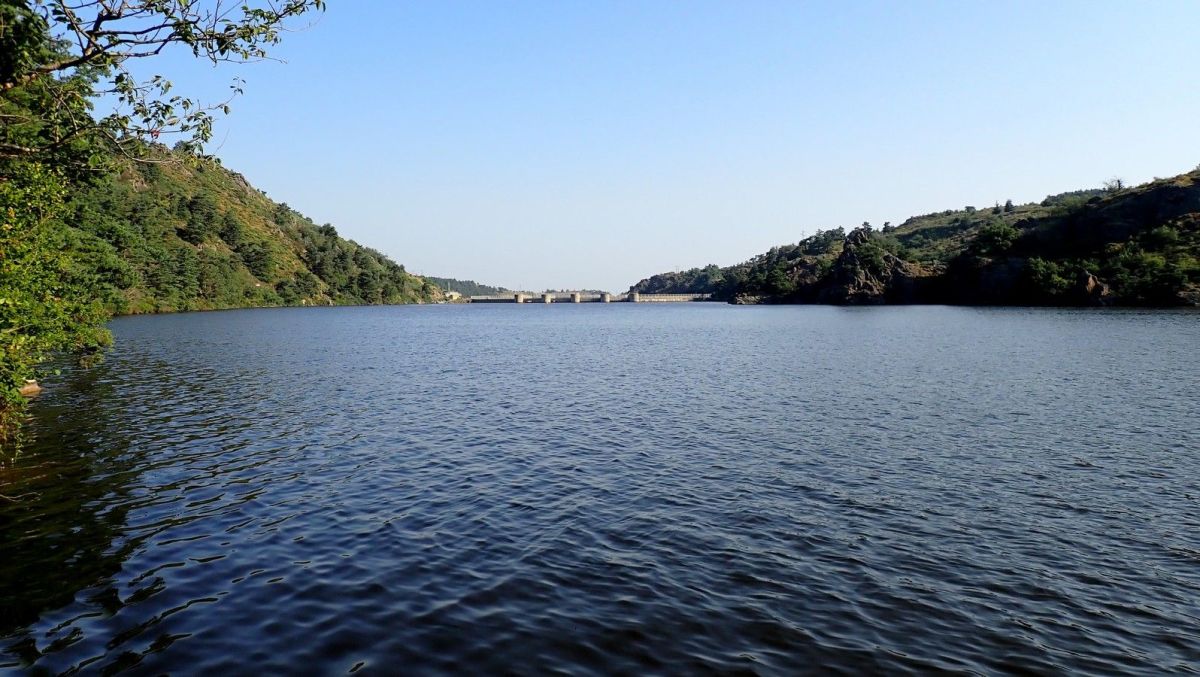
[65,149,444,314]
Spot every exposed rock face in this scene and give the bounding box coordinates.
[817,228,929,304]
[229,171,256,195]
[1076,271,1113,306]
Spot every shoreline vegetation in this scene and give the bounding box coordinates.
[1,146,454,445]
[8,154,1200,447]
[630,170,1200,307]
[2,0,326,444]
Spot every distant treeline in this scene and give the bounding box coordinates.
[423,277,509,296]
[630,175,1200,306]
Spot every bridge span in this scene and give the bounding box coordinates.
[468,292,712,303]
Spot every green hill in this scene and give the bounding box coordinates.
[2,0,445,443]
[3,147,446,442]
[630,170,1200,306]
[65,148,443,314]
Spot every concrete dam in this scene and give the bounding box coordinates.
[468,293,713,303]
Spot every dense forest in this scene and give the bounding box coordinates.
[631,171,1200,306]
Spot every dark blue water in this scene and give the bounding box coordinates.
[2,304,1199,674]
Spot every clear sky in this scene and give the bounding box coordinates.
[128,1,1200,292]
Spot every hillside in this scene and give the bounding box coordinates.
[64,148,443,314]
[630,170,1200,306]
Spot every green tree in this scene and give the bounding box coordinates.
[970,221,1020,256]
[1,0,325,162]
[182,192,220,243]
[1022,257,1072,301]
[219,211,246,249]
[238,240,275,280]
[0,163,111,443]
[1,0,323,442]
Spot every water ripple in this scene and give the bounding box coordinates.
[2,305,1199,674]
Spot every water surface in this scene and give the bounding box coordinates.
[2,305,1199,674]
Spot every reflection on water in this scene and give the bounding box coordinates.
[0,360,137,642]
[1,305,1199,674]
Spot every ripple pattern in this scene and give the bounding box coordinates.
[2,305,1199,674]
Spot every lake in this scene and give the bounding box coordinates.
[2,304,1198,674]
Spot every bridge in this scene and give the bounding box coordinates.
[468,292,713,303]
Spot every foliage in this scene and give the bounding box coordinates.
[799,227,845,255]
[1,0,325,162]
[969,221,1021,256]
[56,150,444,313]
[1101,245,1189,305]
[629,263,728,295]
[630,228,851,300]
[0,2,455,444]
[424,277,509,296]
[1,146,442,445]
[1019,257,1073,301]
[634,167,1200,307]
[0,161,111,443]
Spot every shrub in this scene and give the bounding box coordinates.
[1,163,112,444]
[970,221,1021,256]
[1022,257,1072,300]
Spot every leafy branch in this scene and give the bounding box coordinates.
[0,0,324,160]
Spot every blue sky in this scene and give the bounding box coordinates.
[128,1,1200,291]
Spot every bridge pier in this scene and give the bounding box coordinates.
[542,293,553,303]
[514,293,527,303]
[600,292,611,303]
[629,292,640,303]
[571,293,581,303]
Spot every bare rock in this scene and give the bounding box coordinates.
[817,227,929,304]
[1075,271,1113,306]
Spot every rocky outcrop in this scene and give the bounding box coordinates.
[1074,271,1113,306]
[816,228,931,304]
